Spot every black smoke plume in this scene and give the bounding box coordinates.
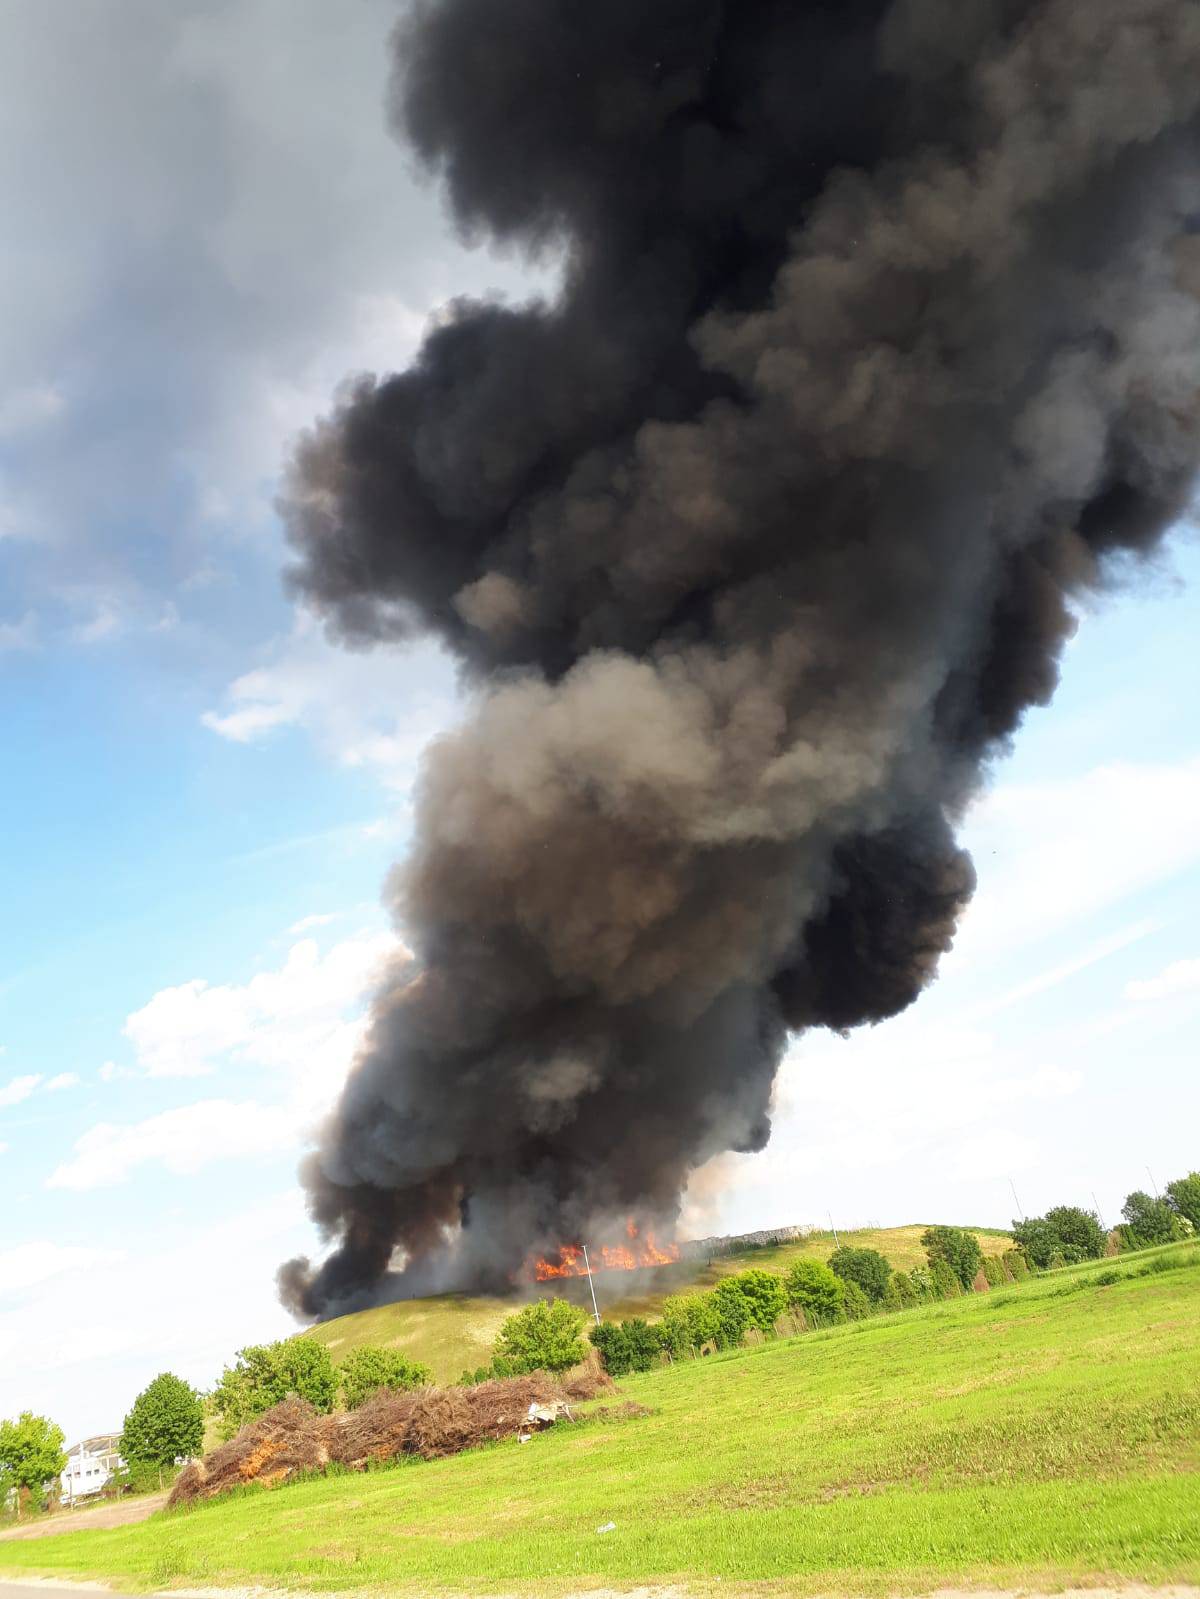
[279,0,1200,1316]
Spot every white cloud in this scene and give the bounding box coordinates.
[98,1060,135,1083]
[0,1242,123,1297]
[0,1073,42,1108]
[954,757,1200,963]
[1126,955,1200,1003]
[0,381,64,439]
[0,1191,309,1440]
[45,1072,80,1092]
[288,912,339,934]
[46,1099,300,1191]
[72,602,122,645]
[202,610,460,793]
[122,928,402,1086]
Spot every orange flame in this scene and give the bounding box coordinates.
[530,1221,680,1281]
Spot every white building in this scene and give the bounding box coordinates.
[60,1434,123,1502]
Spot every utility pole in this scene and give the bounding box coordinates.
[1146,1165,1160,1198]
[1009,1178,1025,1222]
[1092,1191,1107,1233]
[828,1210,840,1248]
[581,1243,601,1325]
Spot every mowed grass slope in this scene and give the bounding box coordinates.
[4,1244,1197,1596]
[309,1224,1012,1382]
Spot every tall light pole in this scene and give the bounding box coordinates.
[581,1243,601,1325]
[1009,1178,1025,1223]
[828,1210,840,1248]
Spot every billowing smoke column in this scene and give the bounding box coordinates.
[279,0,1200,1316]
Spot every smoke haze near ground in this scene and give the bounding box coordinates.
[277,0,1200,1317]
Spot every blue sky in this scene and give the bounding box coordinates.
[1,0,1197,1444]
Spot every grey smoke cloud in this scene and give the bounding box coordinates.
[279,0,1200,1315]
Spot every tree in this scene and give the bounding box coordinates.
[1166,1172,1200,1232]
[590,1318,663,1375]
[784,1259,845,1326]
[1002,1248,1030,1281]
[212,1336,338,1439]
[828,1246,892,1303]
[723,1270,787,1334]
[120,1374,203,1471]
[921,1226,983,1290]
[495,1298,587,1374]
[340,1348,431,1409]
[0,1412,66,1511]
[1119,1190,1186,1250]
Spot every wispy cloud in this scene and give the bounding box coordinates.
[1126,955,1200,1003]
[0,1073,42,1109]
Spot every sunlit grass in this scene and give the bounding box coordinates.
[3,1243,1197,1595]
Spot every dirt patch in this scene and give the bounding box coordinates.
[170,1362,612,1507]
[0,1491,168,1542]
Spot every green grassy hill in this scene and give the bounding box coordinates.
[4,1242,1197,1595]
[308,1223,1013,1383]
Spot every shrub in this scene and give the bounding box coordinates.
[495,1298,588,1374]
[982,1256,1005,1288]
[1002,1249,1030,1282]
[120,1373,204,1469]
[659,1293,720,1357]
[1165,1172,1200,1232]
[588,1319,661,1375]
[828,1246,892,1303]
[890,1269,919,1308]
[784,1259,845,1325]
[1119,1191,1187,1251]
[1013,1208,1105,1267]
[213,1337,338,1439]
[841,1279,873,1321]
[723,1270,787,1333]
[1042,1206,1107,1260]
[921,1226,983,1290]
[622,1318,664,1371]
[341,1348,431,1409]
[929,1258,962,1299]
[710,1278,754,1348]
[1047,1248,1067,1271]
[908,1266,936,1301]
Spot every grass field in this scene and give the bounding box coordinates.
[309,1223,1013,1384]
[3,1241,1197,1596]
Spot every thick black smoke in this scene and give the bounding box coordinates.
[279,0,1200,1316]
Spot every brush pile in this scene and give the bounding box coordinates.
[170,1362,612,1506]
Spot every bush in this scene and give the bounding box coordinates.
[723,1270,787,1333]
[710,1278,754,1348]
[1047,1248,1067,1271]
[1166,1172,1200,1231]
[120,1373,204,1469]
[890,1269,919,1308]
[1013,1208,1105,1268]
[840,1280,873,1321]
[784,1260,845,1326]
[341,1348,431,1409]
[659,1293,720,1358]
[589,1319,662,1376]
[828,1246,892,1303]
[1119,1191,1187,1251]
[213,1337,338,1440]
[982,1256,1006,1288]
[495,1298,588,1374]
[929,1258,962,1299]
[908,1266,936,1301]
[921,1226,983,1290]
[1002,1249,1030,1282]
